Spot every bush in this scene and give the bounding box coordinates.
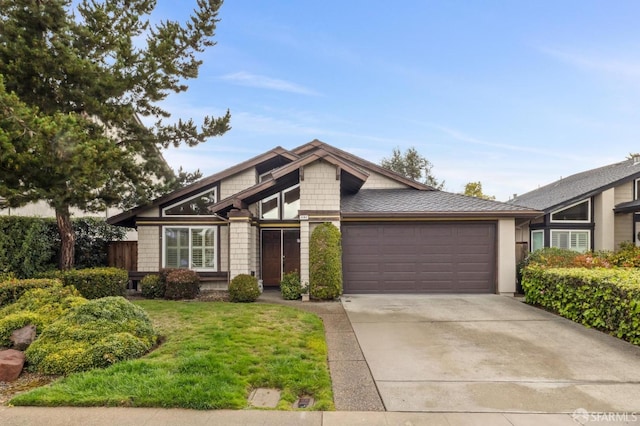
[57,267,128,299]
[229,274,260,303]
[280,271,302,300]
[608,242,640,267]
[522,266,640,344]
[164,269,200,300]
[309,223,343,300]
[25,296,156,375]
[140,274,164,299]
[0,278,61,308]
[0,284,85,347]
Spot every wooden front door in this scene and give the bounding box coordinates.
[261,229,300,287]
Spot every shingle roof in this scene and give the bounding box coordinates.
[509,158,640,212]
[341,189,540,218]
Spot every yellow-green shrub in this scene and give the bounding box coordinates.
[55,267,128,299]
[26,296,156,375]
[0,278,61,308]
[229,274,260,303]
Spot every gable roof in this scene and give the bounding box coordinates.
[510,157,640,212]
[107,146,298,227]
[292,139,433,191]
[342,189,540,218]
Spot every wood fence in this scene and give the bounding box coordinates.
[107,241,137,272]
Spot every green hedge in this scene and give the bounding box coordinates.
[0,216,125,278]
[522,266,640,344]
[44,267,128,299]
[309,223,343,300]
[0,278,61,308]
[280,271,303,300]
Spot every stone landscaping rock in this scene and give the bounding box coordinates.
[10,325,36,351]
[0,349,26,382]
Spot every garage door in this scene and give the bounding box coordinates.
[342,222,496,293]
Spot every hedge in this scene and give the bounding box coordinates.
[0,216,125,278]
[42,267,128,299]
[0,278,61,308]
[309,223,343,300]
[522,266,640,344]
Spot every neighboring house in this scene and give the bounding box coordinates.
[510,155,640,253]
[108,140,539,294]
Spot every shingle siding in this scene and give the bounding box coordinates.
[361,171,410,189]
[220,168,257,199]
[137,226,160,271]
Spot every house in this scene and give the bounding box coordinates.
[510,155,640,253]
[107,140,540,294]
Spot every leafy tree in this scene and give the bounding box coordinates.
[380,146,445,189]
[0,0,230,270]
[463,181,496,200]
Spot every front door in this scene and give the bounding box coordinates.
[261,229,300,287]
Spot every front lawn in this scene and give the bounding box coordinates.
[10,300,334,410]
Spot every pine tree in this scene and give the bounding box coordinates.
[0,0,230,270]
[380,146,445,189]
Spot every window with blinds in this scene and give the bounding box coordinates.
[164,226,217,271]
[550,230,589,252]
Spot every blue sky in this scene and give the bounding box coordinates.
[150,1,640,201]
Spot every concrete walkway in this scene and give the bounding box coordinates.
[0,406,623,425]
[342,294,640,414]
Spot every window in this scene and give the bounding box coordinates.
[164,227,217,271]
[260,184,300,220]
[550,230,589,252]
[163,188,217,216]
[550,199,590,223]
[531,230,544,251]
[635,179,640,200]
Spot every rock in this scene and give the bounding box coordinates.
[0,349,26,382]
[10,325,36,351]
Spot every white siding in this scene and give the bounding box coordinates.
[300,161,340,211]
[137,226,160,271]
[361,171,410,189]
[220,168,257,199]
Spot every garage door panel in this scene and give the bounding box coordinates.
[343,222,496,294]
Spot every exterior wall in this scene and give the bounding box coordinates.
[137,226,160,272]
[593,188,615,251]
[228,214,252,279]
[300,220,310,285]
[615,181,633,204]
[219,225,229,272]
[220,168,257,199]
[138,207,160,218]
[615,213,633,248]
[361,171,410,189]
[300,161,341,210]
[497,218,516,295]
[250,225,258,277]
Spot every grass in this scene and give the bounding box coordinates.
[10,300,334,410]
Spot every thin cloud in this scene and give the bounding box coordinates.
[538,46,640,81]
[220,71,321,96]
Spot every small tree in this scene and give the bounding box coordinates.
[380,146,445,189]
[309,223,342,300]
[463,181,496,200]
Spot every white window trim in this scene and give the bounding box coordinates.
[531,230,544,252]
[260,193,280,220]
[550,199,591,224]
[550,229,590,252]
[162,187,218,217]
[635,178,640,201]
[259,184,300,220]
[162,226,218,271]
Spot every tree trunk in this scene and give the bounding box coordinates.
[55,205,75,270]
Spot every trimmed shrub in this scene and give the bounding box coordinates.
[280,271,302,300]
[164,269,200,300]
[522,266,640,344]
[57,267,128,299]
[140,274,164,299]
[309,223,343,300]
[0,284,85,347]
[229,274,260,303]
[0,278,61,308]
[25,296,157,375]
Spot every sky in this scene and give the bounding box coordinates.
[149,1,640,202]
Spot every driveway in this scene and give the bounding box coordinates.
[342,294,640,413]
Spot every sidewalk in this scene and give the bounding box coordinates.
[0,406,594,425]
